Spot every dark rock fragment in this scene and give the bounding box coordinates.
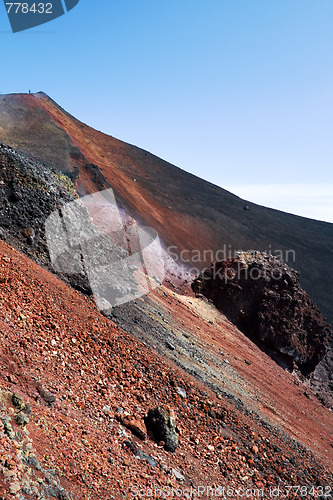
[123,440,157,467]
[166,341,176,351]
[37,384,56,405]
[144,406,178,452]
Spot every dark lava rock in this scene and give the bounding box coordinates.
[144,406,179,452]
[119,417,147,440]
[123,440,137,454]
[27,455,42,471]
[0,143,75,249]
[136,449,157,468]
[23,403,32,416]
[310,349,333,409]
[166,341,176,351]
[37,384,56,406]
[0,143,92,294]
[192,251,333,408]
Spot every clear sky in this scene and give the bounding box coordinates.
[1,0,332,222]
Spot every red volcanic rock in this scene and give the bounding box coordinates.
[192,251,333,407]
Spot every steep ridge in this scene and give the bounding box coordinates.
[0,240,332,499]
[0,141,331,430]
[0,92,332,325]
[0,143,93,295]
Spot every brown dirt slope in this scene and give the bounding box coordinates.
[0,240,332,499]
[0,92,332,325]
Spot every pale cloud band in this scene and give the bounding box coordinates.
[224,184,333,224]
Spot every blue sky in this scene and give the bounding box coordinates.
[0,0,332,222]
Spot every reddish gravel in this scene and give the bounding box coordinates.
[0,240,332,499]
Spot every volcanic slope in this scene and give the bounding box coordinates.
[0,92,332,325]
[0,140,331,437]
[0,240,332,500]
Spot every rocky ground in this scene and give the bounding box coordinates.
[1,241,332,499]
[0,143,90,296]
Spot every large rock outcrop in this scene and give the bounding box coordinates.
[0,142,76,261]
[1,93,333,326]
[192,252,333,408]
[0,142,93,294]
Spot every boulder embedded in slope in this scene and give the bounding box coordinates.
[192,251,333,407]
